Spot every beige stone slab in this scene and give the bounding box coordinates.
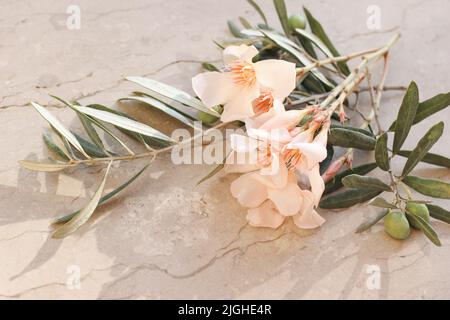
[1,0,450,299]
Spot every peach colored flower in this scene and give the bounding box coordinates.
[225,110,329,229]
[192,44,296,122]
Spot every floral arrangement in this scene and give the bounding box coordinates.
[20,0,450,244]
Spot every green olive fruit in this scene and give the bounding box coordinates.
[288,14,306,30]
[406,202,430,229]
[384,211,410,240]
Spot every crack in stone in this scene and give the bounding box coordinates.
[0,230,49,242]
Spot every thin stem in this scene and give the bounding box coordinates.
[68,121,232,166]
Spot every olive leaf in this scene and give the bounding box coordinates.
[119,95,198,130]
[426,204,450,224]
[239,17,252,29]
[196,163,225,186]
[330,124,374,137]
[392,81,419,154]
[53,163,150,225]
[369,197,398,209]
[126,76,220,117]
[246,0,268,26]
[72,132,114,158]
[390,92,450,131]
[201,62,219,72]
[75,105,175,143]
[342,174,392,192]
[397,150,450,168]
[18,160,74,172]
[52,162,112,238]
[255,29,334,89]
[328,128,376,150]
[401,121,444,177]
[31,102,91,159]
[227,20,245,38]
[324,162,378,194]
[356,210,388,233]
[51,95,107,153]
[375,132,390,171]
[319,144,334,175]
[319,188,382,209]
[303,7,350,75]
[43,132,70,161]
[413,92,450,124]
[403,176,450,199]
[273,0,291,35]
[405,210,441,246]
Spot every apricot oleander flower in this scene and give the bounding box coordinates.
[225,109,329,229]
[192,44,296,122]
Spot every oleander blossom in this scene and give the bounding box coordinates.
[192,44,296,122]
[225,109,330,229]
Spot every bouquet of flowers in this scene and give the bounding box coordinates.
[21,0,450,245]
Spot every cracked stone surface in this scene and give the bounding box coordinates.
[1,0,450,299]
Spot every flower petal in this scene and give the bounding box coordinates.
[224,151,259,173]
[223,45,259,65]
[268,179,303,216]
[293,209,325,229]
[192,72,238,108]
[247,200,285,228]
[230,173,268,208]
[293,191,325,229]
[253,154,288,189]
[307,164,325,206]
[230,134,258,153]
[259,110,303,130]
[254,59,296,99]
[220,86,259,122]
[291,142,328,168]
[245,99,286,129]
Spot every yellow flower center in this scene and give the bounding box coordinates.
[230,61,256,86]
[253,91,274,114]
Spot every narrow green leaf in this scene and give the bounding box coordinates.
[403,176,450,199]
[392,81,419,154]
[77,113,106,150]
[330,124,374,137]
[31,102,90,159]
[72,132,114,158]
[75,106,175,143]
[356,210,388,233]
[405,211,441,246]
[319,144,334,175]
[303,7,350,75]
[196,163,224,186]
[375,133,390,171]
[369,197,398,209]
[319,188,381,209]
[401,122,444,177]
[246,0,268,25]
[52,162,112,238]
[19,160,74,172]
[239,17,252,29]
[257,30,334,88]
[324,162,377,194]
[43,133,70,161]
[201,62,219,72]
[342,174,392,192]
[295,28,335,61]
[397,150,450,168]
[414,92,450,124]
[227,20,244,38]
[273,0,291,35]
[125,76,220,117]
[426,204,450,224]
[53,163,150,225]
[328,128,376,150]
[119,96,198,130]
